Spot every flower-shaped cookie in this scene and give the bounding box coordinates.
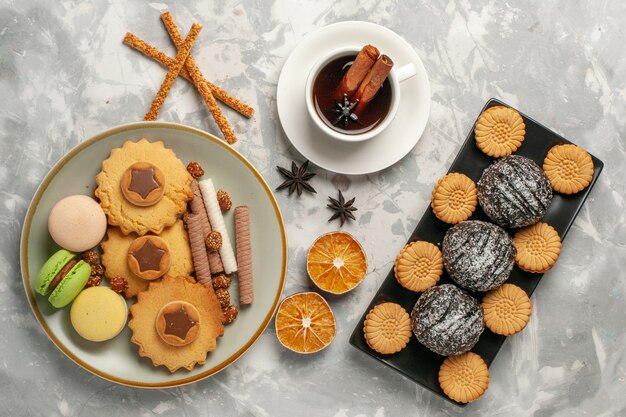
[474,106,525,158]
[129,275,224,372]
[101,221,193,298]
[431,173,477,224]
[543,144,594,194]
[95,139,193,235]
[513,222,561,273]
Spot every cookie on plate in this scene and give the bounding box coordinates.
[101,220,193,298]
[474,105,525,158]
[482,283,532,336]
[128,275,224,372]
[439,352,490,403]
[431,173,477,224]
[513,222,561,273]
[95,139,193,235]
[363,302,412,355]
[394,241,442,292]
[543,144,594,194]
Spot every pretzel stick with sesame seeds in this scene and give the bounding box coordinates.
[161,12,237,144]
[145,22,202,120]
[123,32,255,119]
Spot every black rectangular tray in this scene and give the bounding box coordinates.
[349,98,604,406]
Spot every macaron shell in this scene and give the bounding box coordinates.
[70,287,128,342]
[34,249,75,296]
[48,260,91,308]
[48,195,107,252]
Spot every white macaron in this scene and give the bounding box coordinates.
[48,195,107,252]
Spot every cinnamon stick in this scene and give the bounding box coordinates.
[335,44,379,100]
[123,32,255,119]
[353,54,393,116]
[145,22,202,120]
[161,12,237,144]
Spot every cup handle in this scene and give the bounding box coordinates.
[395,63,417,83]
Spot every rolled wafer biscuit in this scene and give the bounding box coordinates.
[145,22,202,121]
[191,180,224,274]
[187,214,211,286]
[199,179,238,274]
[235,206,253,304]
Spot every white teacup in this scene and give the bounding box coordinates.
[305,46,417,143]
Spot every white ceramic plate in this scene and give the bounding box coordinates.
[277,21,431,175]
[20,122,287,388]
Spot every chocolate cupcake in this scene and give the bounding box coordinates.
[411,284,484,356]
[477,155,552,228]
[442,221,515,292]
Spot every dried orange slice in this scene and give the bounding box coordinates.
[306,232,367,294]
[275,292,336,353]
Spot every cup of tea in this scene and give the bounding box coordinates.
[305,46,417,143]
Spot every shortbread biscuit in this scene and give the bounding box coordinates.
[482,283,532,336]
[363,303,412,355]
[431,173,477,224]
[513,222,561,273]
[474,106,525,157]
[394,241,443,292]
[95,139,193,235]
[128,275,224,372]
[543,144,594,194]
[439,352,490,403]
[101,221,193,298]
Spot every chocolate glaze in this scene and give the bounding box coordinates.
[49,259,77,291]
[129,167,160,199]
[164,307,196,340]
[131,239,165,272]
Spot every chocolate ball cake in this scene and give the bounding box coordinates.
[442,220,515,292]
[477,155,553,228]
[411,284,484,356]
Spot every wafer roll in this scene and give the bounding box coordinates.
[187,214,211,286]
[199,179,238,274]
[235,206,253,304]
[191,180,224,274]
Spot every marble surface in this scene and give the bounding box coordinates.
[1,0,625,415]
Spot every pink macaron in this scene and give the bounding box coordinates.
[48,195,107,252]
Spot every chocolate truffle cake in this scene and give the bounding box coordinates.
[442,220,515,292]
[477,155,553,228]
[411,284,484,356]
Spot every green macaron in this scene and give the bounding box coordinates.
[35,249,92,308]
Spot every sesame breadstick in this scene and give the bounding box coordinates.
[145,22,202,121]
[123,32,255,119]
[235,206,253,304]
[199,179,237,274]
[191,180,224,274]
[161,12,237,144]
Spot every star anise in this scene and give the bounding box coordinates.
[327,190,357,226]
[276,160,316,196]
[331,94,360,128]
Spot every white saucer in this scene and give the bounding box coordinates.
[277,21,431,175]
